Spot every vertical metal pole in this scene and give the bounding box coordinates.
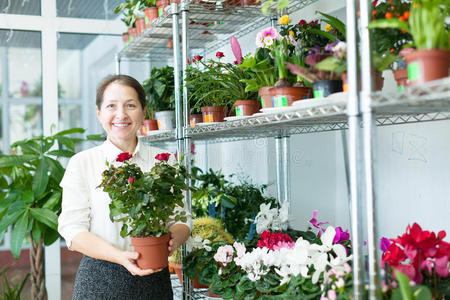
[270,15,277,28]
[346,0,365,299]
[180,1,193,299]
[115,53,120,75]
[360,0,380,297]
[171,3,183,159]
[282,135,290,209]
[275,135,283,204]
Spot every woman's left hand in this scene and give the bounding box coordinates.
[168,224,190,256]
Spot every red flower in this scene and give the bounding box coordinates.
[116,152,132,162]
[257,231,293,250]
[193,55,203,63]
[233,60,239,65]
[155,152,170,161]
[216,51,224,58]
[128,177,134,184]
[298,19,306,26]
[187,59,190,65]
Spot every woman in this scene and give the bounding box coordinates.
[58,74,191,299]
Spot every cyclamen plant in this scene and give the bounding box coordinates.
[99,152,188,237]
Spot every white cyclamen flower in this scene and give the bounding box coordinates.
[214,245,234,266]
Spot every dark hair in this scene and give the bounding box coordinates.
[96,74,146,110]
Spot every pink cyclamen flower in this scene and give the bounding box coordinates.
[128,177,135,184]
[333,227,350,244]
[214,245,234,266]
[380,237,391,252]
[309,210,329,237]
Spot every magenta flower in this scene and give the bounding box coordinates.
[380,237,391,253]
[255,27,280,49]
[309,210,329,237]
[230,36,243,65]
[333,227,350,244]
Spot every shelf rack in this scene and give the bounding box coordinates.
[140,77,450,144]
[116,0,319,61]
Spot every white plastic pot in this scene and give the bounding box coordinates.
[155,110,175,130]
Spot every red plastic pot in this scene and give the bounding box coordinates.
[144,7,158,27]
[269,87,312,107]
[131,234,170,270]
[234,100,260,116]
[189,114,203,127]
[136,18,146,35]
[201,106,227,123]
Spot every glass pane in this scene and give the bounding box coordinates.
[1,30,42,98]
[58,49,81,99]
[0,0,40,15]
[59,104,81,130]
[57,0,123,19]
[9,104,42,144]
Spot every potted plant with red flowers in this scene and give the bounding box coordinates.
[99,152,189,269]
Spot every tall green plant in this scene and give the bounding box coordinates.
[0,267,30,300]
[0,128,99,300]
[143,66,176,112]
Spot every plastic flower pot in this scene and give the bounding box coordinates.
[189,114,203,127]
[169,262,208,289]
[201,106,227,123]
[128,27,138,43]
[269,87,312,107]
[143,119,158,132]
[136,18,146,35]
[155,110,174,130]
[312,80,343,98]
[122,32,129,46]
[258,86,273,108]
[144,7,158,27]
[131,234,170,270]
[405,49,450,85]
[393,68,409,91]
[233,100,260,116]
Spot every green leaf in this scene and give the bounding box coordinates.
[44,157,65,183]
[368,19,409,32]
[0,176,8,189]
[413,285,432,300]
[55,128,85,136]
[43,191,62,209]
[319,12,347,38]
[22,190,35,204]
[0,203,27,233]
[31,221,42,244]
[30,208,58,230]
[86,134,105,141]
[32,158,48,198]
[46,149,76,157]
[55,136,75,151]
[43,227,60,245]
[0,155,38,168]
[307,28,338,42]
[395,270,414,300]
[276,0,289,10]
[261,0,273,15]
[10,211,29,259]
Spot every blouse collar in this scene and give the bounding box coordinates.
[103,138,142,162]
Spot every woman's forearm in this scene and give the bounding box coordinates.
[70,232,122,264]
[168,224,190,255]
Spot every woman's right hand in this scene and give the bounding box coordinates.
[118,251,163,276]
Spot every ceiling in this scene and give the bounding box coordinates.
[0,0,123,49]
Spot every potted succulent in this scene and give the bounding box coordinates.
[238,48,276,108]
[98,152,188,269]
[143,66,175,130]
[169,216,234,288]
[0,128,96,300]
[368,0,449,84]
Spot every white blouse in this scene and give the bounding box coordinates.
[58,138,192,251]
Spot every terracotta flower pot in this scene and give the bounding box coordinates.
[169,262,208,289]
[269,87,312,107]
[258,86,272,108]
[128,27,138,43]
[405,49,450,85]
[189,114,203,127]
[234,100,260,116]
[122,32,129,45]
[143,119,158,132]
[393,68,409,91]
[136,17,146,35]
[144,7,158,27]
[312,80,343,98]
[201,106,227,123]
[156,0,169,16]
[131,234,170,270]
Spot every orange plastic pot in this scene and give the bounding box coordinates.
[128,27,138,43]
[234,100,260,116]
[393,68,408,91]
[201,106,227,123]
[136,18,146,35]
[144,7,158,27]
[131,234,170,270]
[405,49,450,85]
[269,87,312,107]
[258,86,272,108]
[189,114,203,127]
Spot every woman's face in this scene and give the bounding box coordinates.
[96,82,144,146]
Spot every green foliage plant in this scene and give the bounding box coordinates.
[0,267,30,300]
[0,127,96,299]
[143,66,176,112]
[238,48,275,92]
[99,153,188,238]
[390,270,433,300]
[114,0,145,28]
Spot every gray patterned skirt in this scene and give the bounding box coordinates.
[72,255,173,300]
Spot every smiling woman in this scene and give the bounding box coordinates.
[58,74,191,300]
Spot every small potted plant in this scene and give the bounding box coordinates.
[114,0,139,43]
[169,216,234,288]
[368,0,449,84]
[99,152,189,269]
[143,66,176,130]
[143,0,158,28]
[140,101,158,135]
[238,48,276,108]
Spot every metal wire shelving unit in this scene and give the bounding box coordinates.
[115,0,450,298]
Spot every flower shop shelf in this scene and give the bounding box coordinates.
[116,0,319,60]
